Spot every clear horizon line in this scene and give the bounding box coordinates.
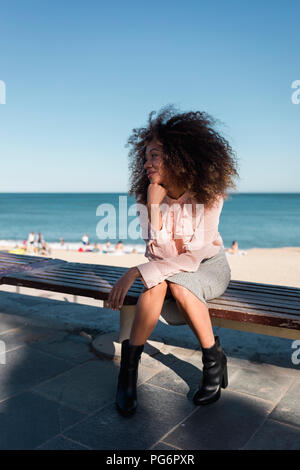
[0,191,299,195]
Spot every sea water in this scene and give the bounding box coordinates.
[0,192,299,251]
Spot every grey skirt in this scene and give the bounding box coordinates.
[159,245,231,325]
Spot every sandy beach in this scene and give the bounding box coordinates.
[2,245,300,289]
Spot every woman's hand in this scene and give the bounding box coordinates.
[147,183,167,232]
[105,267,140,310]
[147,183,167,206]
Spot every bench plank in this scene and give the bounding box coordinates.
[0,251,66,281]
[2,271,143,304]
[229,280,300,296]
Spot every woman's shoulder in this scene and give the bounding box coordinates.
[184,193,224,221]
[188,192,224,207]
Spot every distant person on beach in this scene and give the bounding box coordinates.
[81,234,89,245]
[225,240,247,256]
[27,232,35,252]
[111,240,125,255]
[34,232,44,254]
[59,237,65,247]
[84,243,93,252]
[115,241,124,251]
[226,240,239,254]
[103,241,115,253]
[92,243,102,253]
[41,242,52,256]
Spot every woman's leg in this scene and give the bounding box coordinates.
[168,282,215,348]
[167,281,229,407]
[129,280,169,346]
[174,298,200,339]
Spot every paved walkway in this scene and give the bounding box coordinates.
[0,290,299,450]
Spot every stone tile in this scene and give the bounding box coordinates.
[228,366,294,402]
[29,331,95,364]
[227,354,300,379]
[0,345,75,401]
[270,379,300,427]
[152,326,201,352]
[152,325,298,372]
[0,391,84,450]
[244,419,300,450]
[151,442,182,451]
[33,357,159,415]
[145,356,201,398]
[206,327,300,371]
[166,345,197,359]
[0,325,55,352]
[64,382,195,450]
[0,312,29,334]
[37,435,90,450]
[163,390,273,450]
[0,291,120,332]
[145,352,238,400]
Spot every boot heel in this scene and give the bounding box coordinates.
[221,365,228,389]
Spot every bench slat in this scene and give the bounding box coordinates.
[220,291,300,311]
[207,298,300,318]
[227,287,300,301]
[47,262,127,273]
[2,274,142,304]
[229,280,300,295]
[39,266,128,278]
[0,253,47,263]
[208,304,300,331]
[28,267,130,282]
[224,289,300,304]
[2,270,144,294]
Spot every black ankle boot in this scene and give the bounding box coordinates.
[115,339,144,417]
[193,336,228,406]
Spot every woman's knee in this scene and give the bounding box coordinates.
[142,280,168,296]
[167,282,190,301]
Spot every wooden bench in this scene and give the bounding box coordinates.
[0,252,67,292]
[1,252,300,358]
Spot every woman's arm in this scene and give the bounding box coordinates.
[136,195,224,289]
[137,202,177,261]
[128,266,141,280]
[106,266,141,310]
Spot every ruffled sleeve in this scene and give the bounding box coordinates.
[137,203,177,263]
[136,195,224,289]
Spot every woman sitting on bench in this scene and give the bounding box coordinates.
[107,105,239,416]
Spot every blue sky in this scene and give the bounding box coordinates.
[0,0,299,192]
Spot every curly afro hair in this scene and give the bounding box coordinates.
[126,104,240,209]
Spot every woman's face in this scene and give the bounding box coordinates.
[143,139,169,186]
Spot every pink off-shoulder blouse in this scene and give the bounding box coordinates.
[136,190,224,289]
